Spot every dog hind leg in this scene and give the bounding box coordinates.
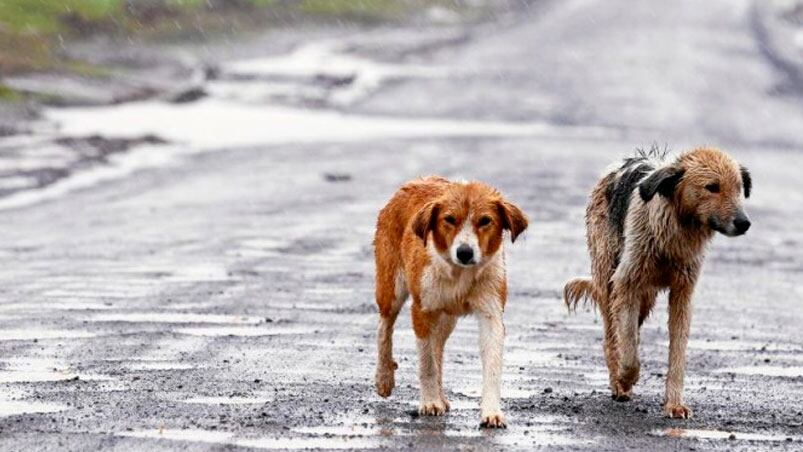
[611,285,654,399]
[601,306,623,400]
[375,261,407,397]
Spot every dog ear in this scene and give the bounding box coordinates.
[639,166,685,202]
[740,165,752,198]
[497,200,528,243]
[412,202,440,245]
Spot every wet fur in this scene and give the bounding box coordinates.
[564,147,751,419]
[373,176,528,428]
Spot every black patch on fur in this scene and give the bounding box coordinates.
[606,160,654,237]
[639,166,685,202]
[740,165,752,198]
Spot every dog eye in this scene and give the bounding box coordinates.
[444,215,456,225]
[705,183,720,193]
[478,216,492,227]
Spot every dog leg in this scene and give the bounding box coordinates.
[375,271,407,398]
[413,307,448,416]
[416,335,448,415]
[476,300,506,428]
[601,309,620,399]
[665,282,694,419]
[376,312,399,397]
[432,314,457,411]
[612,289,642,400]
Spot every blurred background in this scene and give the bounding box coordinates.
[0,0,802,450]
[0,0,801,201]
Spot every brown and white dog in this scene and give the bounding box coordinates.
[564,147,752,419]
[373,176,528,428]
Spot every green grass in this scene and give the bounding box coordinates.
[299,0,404,17]
[0,83,22,101]
[0,0,121,34]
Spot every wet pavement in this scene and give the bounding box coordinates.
[0,0,802,450]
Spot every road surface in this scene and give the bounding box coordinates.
[0,0,802,450]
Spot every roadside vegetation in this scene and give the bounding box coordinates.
[0,0,466,77]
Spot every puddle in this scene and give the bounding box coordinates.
[120,429,233,445]
[661,339,801,352]
[0,400,68,417]
[175,326,316,337]
[89,312,263,324]
[403,398,478,412]
[0,357,112,383]
[451,387,543,401]
[269,301,347,312]
[237,436,383,450]
[164,263,233,282]
[294,423,382,437]
[0,301,113,312]
[46,100,604,153]
[653,428,798,442]
[0,144,178,211]
[127,361,195,371]
[120,428,383,450]
[294,412,582,447]
[228,238,287,258]
[491,430,586,448]
[715,366,803,377]
[0,389,69,417]
[0,329,96,341]
[221,41,446,107]
[41,287,152,298]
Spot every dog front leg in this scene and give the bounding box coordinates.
[413,305,448,416]
[665,282,694,419]
[476,301,506,428]
[432,314,457,411]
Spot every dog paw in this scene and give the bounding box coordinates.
[611,382,632,402]
[665,403,692,419]
[374,365,396,398]
[419,400,448,416]
[439,394,451,412]
[480,411,507,429]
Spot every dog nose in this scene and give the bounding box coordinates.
[734,216,751,234]
[456,244,474,264]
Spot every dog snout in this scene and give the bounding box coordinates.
[456,244,475,265]
[733,211,751,235]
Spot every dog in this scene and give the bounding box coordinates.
[373,176,528,428]
[564,147,752,419]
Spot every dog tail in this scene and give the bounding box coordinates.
[563,277,596,312]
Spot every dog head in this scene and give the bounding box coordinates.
[639,147,751,237]
[413,182,528,268]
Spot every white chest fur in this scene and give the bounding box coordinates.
[419,241,505,313]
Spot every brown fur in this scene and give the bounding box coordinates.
[374,176,527,428]
[564,147,752,419]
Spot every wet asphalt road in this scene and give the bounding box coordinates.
[1,0,803,450]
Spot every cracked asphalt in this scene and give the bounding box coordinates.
[0,0,802,450]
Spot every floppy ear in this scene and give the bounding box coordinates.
[412,202,440,245]
[639,166,685,202]
[497,200,528,243]
[740,165,752,198]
